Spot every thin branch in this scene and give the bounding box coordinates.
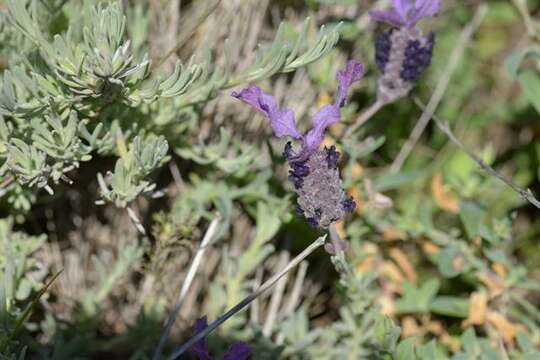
[511,0,538,40]
[127,206,147,236]
[276,260,308,345]
[342,99,385,138]
[389,4,488,173]
[153,215,222,360]
[262,252,290,336]
[164,235,327,360]
[168,160,186,193]
[282,261,308,316]
[152,0,221,70]
[0,175,14,195]
[250,268,264,325]
[414,97,540,210]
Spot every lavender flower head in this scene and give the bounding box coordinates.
[232,61,363,229]
[370,0,440,103]
[191,316,252,360]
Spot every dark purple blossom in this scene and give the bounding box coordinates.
[325,145,340,170]
[375,29,393,73]
[370,1,439,103]
[232,61,363,229]
[191,317,252,360]
[341,197,356,213]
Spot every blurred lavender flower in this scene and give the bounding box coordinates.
[232,61,363,229]
[370,0,440,103]
[191,316,252,360]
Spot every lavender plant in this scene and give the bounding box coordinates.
[1,0,540,359]
[0,218,46,356]
[232,61,362,233]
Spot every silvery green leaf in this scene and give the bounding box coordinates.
[395,337,416,360]
[175,18,341,107]
[176,127,256,174]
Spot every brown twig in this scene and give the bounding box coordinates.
[152,0,221,71]
[0,175,14,192]
[262,252,290,336]
[250,268,264,325]
[511,0,538,40]
[342,99,385,138]
[276,260,308,345]
[414,97,540,210]
[127,207,147,236]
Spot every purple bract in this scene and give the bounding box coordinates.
[232,60,364,163]
[369,0,440,28]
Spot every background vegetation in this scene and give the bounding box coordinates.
[1,0,540,359]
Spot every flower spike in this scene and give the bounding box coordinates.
[370,0,439,103]
[232,61,363,230]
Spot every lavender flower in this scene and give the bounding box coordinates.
[232,61,363,228]
[370,0,440,103]
[191,316,252,360]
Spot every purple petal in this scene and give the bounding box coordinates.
[408,0,440,26]
[336,60,364,107]
[294,61,364,160]
[195,316,208,333]
[222,343,252,360]
[232,86,302,139]
[394,0,412,20]
[192,317,213,360]
[369,9,405,27]
[299,104,340,160]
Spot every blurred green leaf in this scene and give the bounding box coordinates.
[430,296,469,318]
[517,69,540,114]
[505,46,540,77]
[395,337,416,360]
[459,201,485,239]
[396,279,440,314]
[437,245,468,278]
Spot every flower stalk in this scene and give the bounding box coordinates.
[165,235,327,360]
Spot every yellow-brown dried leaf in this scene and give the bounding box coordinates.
[478,270,506,298]
[383,228,408,241]
[422,241,440,255]
[402,316,422,337]
[389,248,417,284]
[492,262,508,279]
[431,173,459,214]
[487,311,527,345]
[381,261,405,286]
[462,291,487,327]
[351,162,364,179]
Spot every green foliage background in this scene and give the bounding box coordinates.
[1,0,540,359]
